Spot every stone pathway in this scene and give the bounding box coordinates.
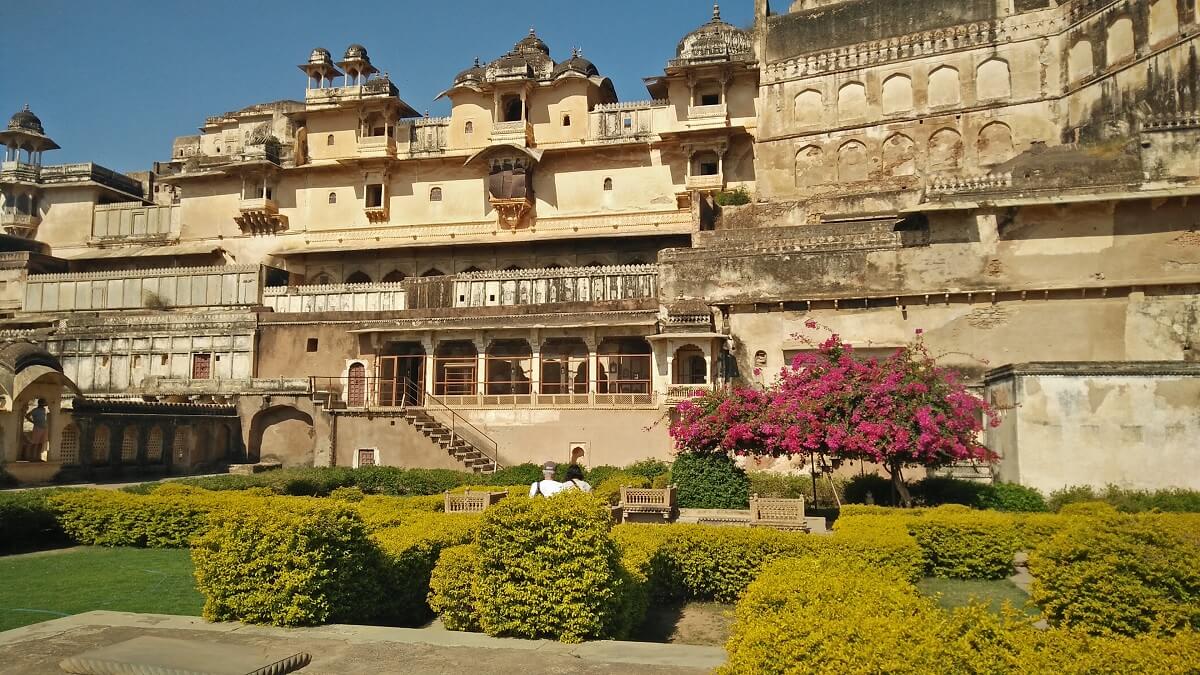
[0,611,725,674]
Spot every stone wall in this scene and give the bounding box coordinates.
[985,362,1200,492]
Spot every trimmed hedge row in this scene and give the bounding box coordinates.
[0,489,72,552]
[1030,512,1200,637]
[1049,484,1200,513]
[721,556,1200,675]
[48,486,467,548]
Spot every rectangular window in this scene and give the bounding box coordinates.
[700,93,720,106]
[700,161,719,176]
[357,448,377,467]
[306,338,318,352]
[366,184,384,208]
[191,353,212,379]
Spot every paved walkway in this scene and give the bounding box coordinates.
[0,611,725,674]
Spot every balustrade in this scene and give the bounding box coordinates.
[92,203,178,241]
[263,282,407,313]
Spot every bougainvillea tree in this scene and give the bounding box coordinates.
[670,324,998,505]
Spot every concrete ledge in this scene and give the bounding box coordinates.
[0,611,727,671]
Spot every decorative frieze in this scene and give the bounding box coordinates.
[927,172,1014,194]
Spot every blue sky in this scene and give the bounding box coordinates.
[0,1,753,173]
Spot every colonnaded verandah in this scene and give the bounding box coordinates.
[0,0,1197,493]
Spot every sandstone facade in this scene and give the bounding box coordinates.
[0,1,1196,491]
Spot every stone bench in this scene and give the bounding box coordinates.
[444,490,507,513]
[749,493,809,532]
[619,485,676,522]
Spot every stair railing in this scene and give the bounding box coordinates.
[402,378,501,472]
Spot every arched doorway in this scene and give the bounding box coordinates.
[347,362,367,407]
[541,338,588,395]
[378,342,425,406]
[248,406,315,467]
[672,345,708,385]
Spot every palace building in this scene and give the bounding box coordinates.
[1,0,1198,492]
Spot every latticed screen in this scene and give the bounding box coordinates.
[358,449,376,467]
[92,425,110,464]
[121,427,138,461]
[173,426,188,461]
[58,424,79,465]
[146,426,163,461]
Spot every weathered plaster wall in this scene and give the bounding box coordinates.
[457,408,672,468]
[333,414,464,470]
[987,369,1200,491]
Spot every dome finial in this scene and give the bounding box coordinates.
[529,26,536,36]
[23,104,30,112]
[713,2,721,21]
[474,56,481,66]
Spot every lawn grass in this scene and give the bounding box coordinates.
[0,547,203,632]
[916,577,1038,616]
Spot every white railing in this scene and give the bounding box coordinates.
[453,263,658,308]
[92,203,178,240]
[688,103,728,120]
[263,282,407,313]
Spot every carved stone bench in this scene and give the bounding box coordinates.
[444,490,507,514]
[749,493,809,532]
[619,485,677,522]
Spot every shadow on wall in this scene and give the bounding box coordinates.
[248,405,315,467]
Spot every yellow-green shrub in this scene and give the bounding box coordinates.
[594,472,650,506]
[611,518,923,604]
[1030,514,1200,637]
[1058,501,1120,517]
[721,556,943,674]
[838,505,927,518]
[427,544,480,631]
[1012,512,1073,550]
[373,513,480,625]
[908,506,1020,579]
[50,489,218,548]
[191,501,383,627]
[473,491,630,642]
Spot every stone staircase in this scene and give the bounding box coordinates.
[309,389,498,474]
[401,408,498,474]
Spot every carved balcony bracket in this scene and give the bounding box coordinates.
[491,197,533,231]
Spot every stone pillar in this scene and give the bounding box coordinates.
[585,334,599,396]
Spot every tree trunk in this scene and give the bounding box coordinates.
[889,463,913,507]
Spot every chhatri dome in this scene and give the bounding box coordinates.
[8,105,46,135]
[675,2,754,65]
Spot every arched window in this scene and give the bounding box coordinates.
[326,134,335,146]
[540,338,589,395]
[327,191,337,204]
[603,177,613,191]
[421,268,445,277]
[465,121,473,134]
[429,187,442,202]
[310,272,333,285]
[92,425,111,465]
[381,270,406,283]
[672,345,708,385]
[346,271,372,284]
[562,114,572,127]
[146,426,163,462]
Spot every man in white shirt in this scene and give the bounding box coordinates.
[529,461,563,497]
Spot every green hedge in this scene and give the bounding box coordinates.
[0,489,71,552]
[1049,484,1200,513]
[1030,513,1200,637]
[473,491,631,642]
[907,506,1020,579]
[50,489,218,548]
[192,501,383,626]
[747,471,847,504]
[721,554,1200,675]
[672,452,749,509]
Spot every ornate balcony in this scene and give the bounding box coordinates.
[0,161,40,183]
[357,134,396,159]
[0,211,41,237]
[491,120,534,147]
[235,197,287,235]
[685,173,725,191]
[686,103,729,130]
